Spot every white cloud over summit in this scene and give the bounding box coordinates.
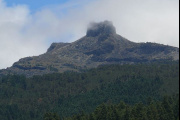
[0,0,179,69]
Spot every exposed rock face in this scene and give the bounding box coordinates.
[47,43,70,52]
[0,21,179,76]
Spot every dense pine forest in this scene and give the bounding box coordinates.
[0,61,179,120]
[62,95,179,120]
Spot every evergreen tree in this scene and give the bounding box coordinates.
[43,112,60,120]
[95,103,107,120]
[162,96,175,120]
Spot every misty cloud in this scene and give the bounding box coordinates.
[0,0,179,69]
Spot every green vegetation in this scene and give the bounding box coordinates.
[0,62,179,120]
[64,95,179,120]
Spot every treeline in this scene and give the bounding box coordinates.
[63,95,179,120]
[0,62,179,119]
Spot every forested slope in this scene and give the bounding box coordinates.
[63,95,179,120]
[0,62,179,119]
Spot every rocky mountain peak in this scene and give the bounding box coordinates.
[0,21,179,77]
[86,21,116,37]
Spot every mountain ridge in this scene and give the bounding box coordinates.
[0,21,179,76]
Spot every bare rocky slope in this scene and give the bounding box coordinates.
[0,21,179,76]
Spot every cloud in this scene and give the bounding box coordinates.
[62,0,179,45]
[41,0,179,46]
[0,1,31,69]
[0,0,179,69]
[0,0,50,69]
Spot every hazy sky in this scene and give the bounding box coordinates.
[0,0,179,69]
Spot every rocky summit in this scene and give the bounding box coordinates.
[0,21,179,76]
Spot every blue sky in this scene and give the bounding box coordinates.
[4,0,94,14]
[5,0,70,12]
[0,0,179,69]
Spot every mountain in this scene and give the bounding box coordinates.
[0,21,179,76]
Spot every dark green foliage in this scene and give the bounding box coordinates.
[0,62,179,119]
[43,112,60,120]
[65,95,179,120]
